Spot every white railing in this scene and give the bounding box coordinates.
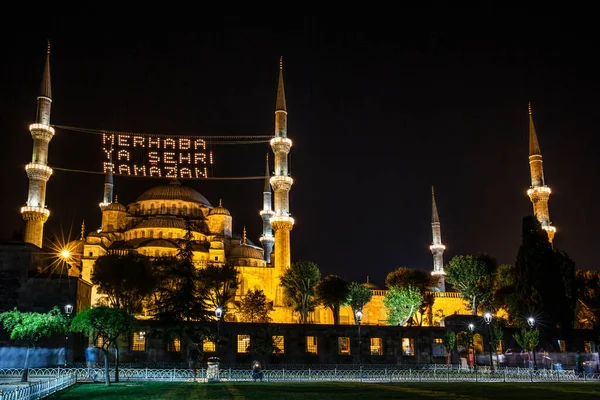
[0,373,76,400]
[0,367,598,384]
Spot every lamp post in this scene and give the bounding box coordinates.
[483,312,495,372]
[215,307,223,354]
[527,317,537,370]
[468,323,476,373]
[355,310,363,365]
[63,304,73,367]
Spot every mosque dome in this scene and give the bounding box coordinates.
[209,200,231,216]
[229,244,264,260]
[361,278,380,290]
[102,202,126,212]
[136,180,212,206]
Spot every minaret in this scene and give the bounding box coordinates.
[259,153,275,262]
[526,102,556,243]
[100,151,114,207]
[270,57,294,272]
[430,187,446,291]
[21,41,55,248]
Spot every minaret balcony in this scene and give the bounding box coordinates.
[259,234,274,242]
[260,209,275,216]
[543,225,557,233]
[21,205,50,218]
[271,215,295,226]
[430,244,446,251]
[431,270,446,276]
[527,186,551,196]
[29,123,55,140]
[270,175,294,190]
[25,163,53,180]
[270,137,292,153]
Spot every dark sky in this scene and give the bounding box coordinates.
[1,16,598,287]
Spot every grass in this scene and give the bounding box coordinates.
[47,381,600,400]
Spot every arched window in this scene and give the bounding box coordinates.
[150,204,155,214]
[155,250,160,257]
[171,204,176,214]
[160,204,166,214]
[149,230,154,238]
[133,231,137,239]
[158,231,163,239]
[141,204,145,214]
[168,232,173,239]
[182,205,188,215]
[141,231,146,238]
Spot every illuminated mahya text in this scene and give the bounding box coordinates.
[102,133,211,178]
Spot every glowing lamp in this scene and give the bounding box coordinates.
[484,312,492,324]
[64,304,73,315]
[60,250,71,259]
[355,310,363,324]
[468,323,474,332]
[215,307,223,320]
[527,317,535,328]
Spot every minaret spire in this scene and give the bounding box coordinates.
[21,43,56,248]
[270,57,294,302]
[242,226,247,245]
[101,150,114,207]
[260,153,275,262]
[526,102,556,243]
[430,186,446,291]
[81,220,85,241]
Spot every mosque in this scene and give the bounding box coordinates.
[19,44,556,326]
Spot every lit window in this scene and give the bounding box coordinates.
[584,341,592,353]
[203,338,216,352]
[132,331,146,351]
[171,205,176,214]
[272,336,284,354]
[167,338,180,352]
[160,204,166,214]
[338,337,351,355]
[496,340,504,354]
[88,252,93,257]
[237,335,250,353]
[183,205,188,215]
[433,338,443,344]
[215,256,219,261]
[558,340,566,353]
[370,337,383,355]
[95,335,105,348]
[402,338,414,355]
[306,336,318,354]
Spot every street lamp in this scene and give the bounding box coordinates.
[483,312,495,372]
[468,323,476,372]
[527,317,537,370]
[355,310,363,365]
[215,307,223,353]
[63,304,73,367]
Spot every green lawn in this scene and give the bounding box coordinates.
[48,381,600,400]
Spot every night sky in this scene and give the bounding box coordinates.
[1,16,599,287]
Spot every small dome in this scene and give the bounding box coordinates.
[137,180,212,206]
[209,199,230,216]
[103,202,126,212]
[229,244,264,260]
[361,282,380,290]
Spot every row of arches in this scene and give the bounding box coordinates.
[133,202,204,217]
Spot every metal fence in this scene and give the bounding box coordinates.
[0,373,76,400]
[0,366,599,384]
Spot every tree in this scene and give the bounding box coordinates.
[514,216,576,329]
[344,282,373,323]
[198,262,240,316]
[91,253,157,314]
[315,274,349,325]
[489,264,518,321]
[0,307,67,382]
[513,327,539,353]
[442,331,456,365]
[152,219,207,358]
[445,254,497,315]
[239,289,271,323]
[246,324,283,369]
[383,286,422,326]
[280,260,321,324]
[575,270,600,329]
[385,267,438,326]
[69,306,133,385]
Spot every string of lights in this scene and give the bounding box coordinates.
[52,125,273,143]
[52,166,266,180]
